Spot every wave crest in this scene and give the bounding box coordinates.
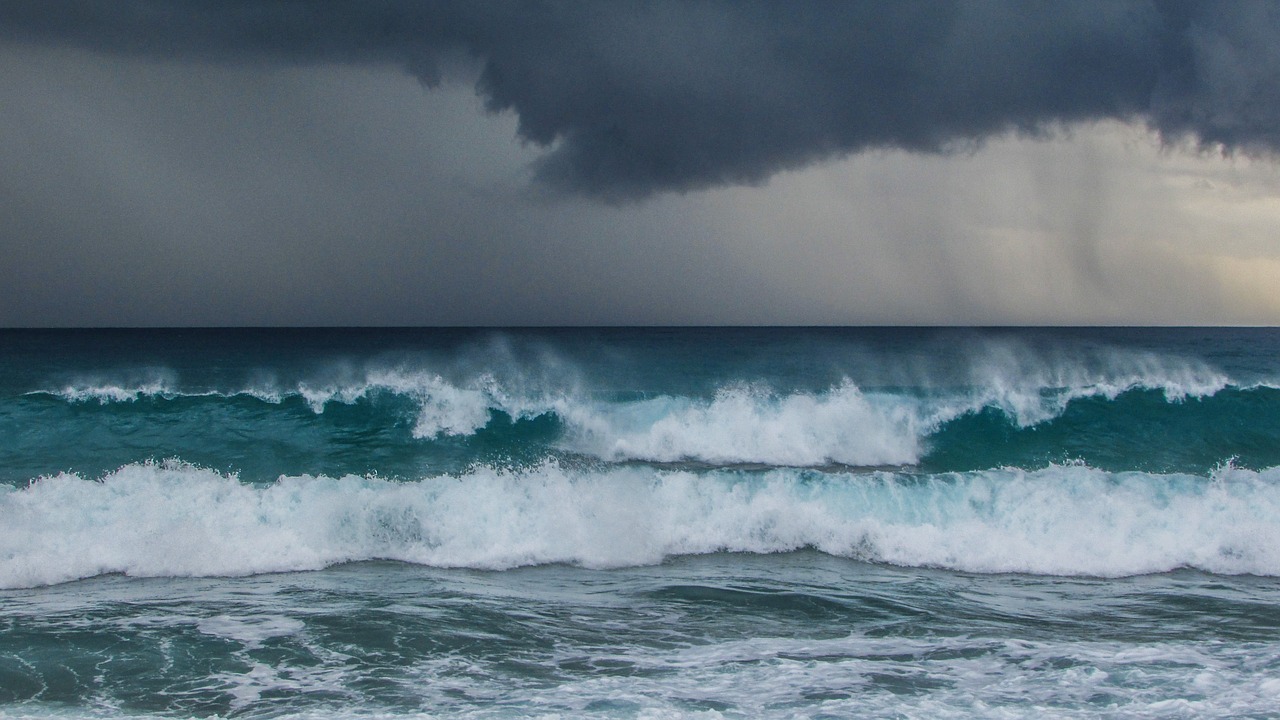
[557,381,924,467]
[22,350,1258,470]
[4,461,1280,588]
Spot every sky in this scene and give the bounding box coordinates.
[2,1,1280,326]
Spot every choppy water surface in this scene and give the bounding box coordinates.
[3,327,1280,718]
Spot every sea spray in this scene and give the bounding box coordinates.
[6,459,1280,589]
[16,375,1280,478]
[6,327,1280,718]
[555,380,927,467]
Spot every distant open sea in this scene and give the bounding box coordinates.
[3,327,1280,718]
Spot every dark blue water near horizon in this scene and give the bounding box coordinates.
[3,327,1280,718]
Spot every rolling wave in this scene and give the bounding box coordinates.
[21,366,1274,471]
[4,460,1279,588]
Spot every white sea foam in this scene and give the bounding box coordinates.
[550,357,1234,466]
[557,381,926,467]
[37,373,184,403]
[4,461,1280,589]
[26,346,1248,469]
[535,634,1280,720]
[0,630,1275,720]
[295,369,535,438]
[34,381,272,405]
[196,614,306,648]
[33,368,563,439]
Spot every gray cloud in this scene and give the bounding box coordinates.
[3,1,1279,200]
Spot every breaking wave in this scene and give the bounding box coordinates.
[24,361,1266,470]
[4,460,1280,588]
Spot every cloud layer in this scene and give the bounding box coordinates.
[4,1,1279,199]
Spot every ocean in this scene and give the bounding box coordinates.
[2,327,1279,718]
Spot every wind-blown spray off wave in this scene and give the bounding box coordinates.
[6,330,1280,719]
[25,360,1267,471]
[32,369,550,438]
[4,460,1280,588]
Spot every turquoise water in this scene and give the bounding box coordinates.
[3,327,1280,717]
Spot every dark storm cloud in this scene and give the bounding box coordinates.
[3,0,1279,199]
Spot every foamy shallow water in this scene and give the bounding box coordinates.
[3,557,1279,719]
